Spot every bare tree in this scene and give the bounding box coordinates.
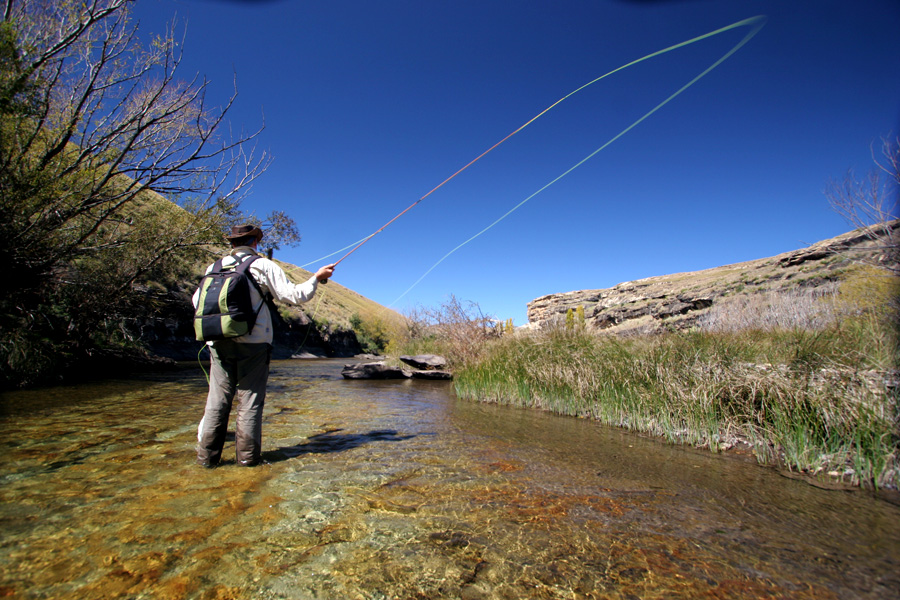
[825,136,900,273]
[0,0,271,384]
[2,0,270,284]
[404,295,499,367]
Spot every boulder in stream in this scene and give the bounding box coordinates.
[399,354,448,370]
[342,362,411,379]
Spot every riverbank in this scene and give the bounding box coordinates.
[452,320,899,491]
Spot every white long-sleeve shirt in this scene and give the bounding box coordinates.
[192,247,318,345]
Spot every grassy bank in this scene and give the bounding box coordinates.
[454,320,898,489]
[397,279,899,489]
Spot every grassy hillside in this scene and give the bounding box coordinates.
[276,260,405,332]
[109,186,407,362]
[127,176,406,335]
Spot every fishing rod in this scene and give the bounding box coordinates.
[318,15,767,286]
[318,117,532,283]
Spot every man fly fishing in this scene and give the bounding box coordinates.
[193,224,335,468]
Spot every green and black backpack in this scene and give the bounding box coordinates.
[193,254,266,341]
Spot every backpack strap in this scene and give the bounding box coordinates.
[231,254,268,300]
[234,255,283,332]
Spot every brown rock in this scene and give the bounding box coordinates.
[342,362,411,379]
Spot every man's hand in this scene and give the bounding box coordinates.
[315,264,336,282]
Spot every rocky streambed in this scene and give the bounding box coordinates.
[1,359,898,599]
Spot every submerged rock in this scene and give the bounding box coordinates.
[292,351,326,359]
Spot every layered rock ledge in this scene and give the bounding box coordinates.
[527,223,898,336]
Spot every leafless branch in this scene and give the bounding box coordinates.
[825,136,900,274]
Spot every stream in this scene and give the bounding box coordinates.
[1,358,898,599]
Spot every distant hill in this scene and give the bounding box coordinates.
[527,222,899,335]
[275,259,403,332]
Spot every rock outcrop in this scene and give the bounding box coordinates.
[399,354,448,370]
[342,355,453,380]
[527,223,898,336]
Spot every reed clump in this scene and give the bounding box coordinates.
[454,271,900,490]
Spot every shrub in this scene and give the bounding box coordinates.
[391,295,498,367]
[350,313,392,355]
[698,285,841,332]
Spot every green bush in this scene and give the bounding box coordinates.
[350,313,392,355]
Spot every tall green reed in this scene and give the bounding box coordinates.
[455,322,898,489]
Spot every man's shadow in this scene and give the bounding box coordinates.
[262,428,416,463]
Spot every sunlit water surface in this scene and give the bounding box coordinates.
[1,359,898,599]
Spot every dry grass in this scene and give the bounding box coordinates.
[276,262,405,333]
[698,284,841,332]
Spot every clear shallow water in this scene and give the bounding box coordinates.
[1,359,898,599]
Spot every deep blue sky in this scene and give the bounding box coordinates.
[133,0,900,325]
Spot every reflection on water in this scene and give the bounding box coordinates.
[1,359,898,599]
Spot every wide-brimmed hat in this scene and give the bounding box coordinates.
[224,224,263,242]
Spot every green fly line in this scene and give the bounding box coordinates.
[198,343,210,383]
[386,15,767,307]
[302,16,766,316]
